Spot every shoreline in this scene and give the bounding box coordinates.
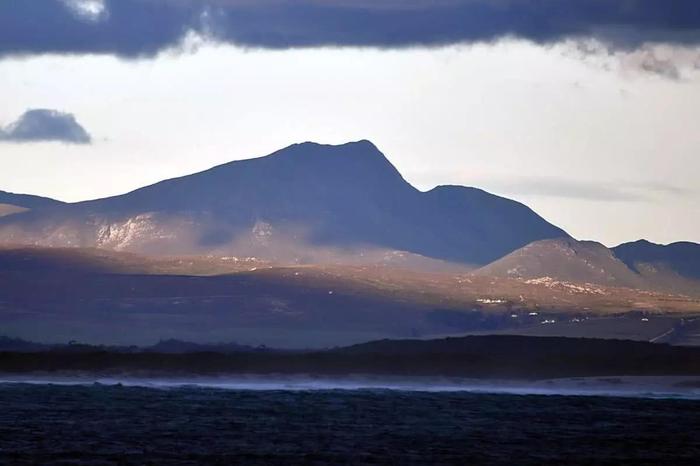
[2,374,700,400]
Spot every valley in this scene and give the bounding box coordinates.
[0,246,698,347]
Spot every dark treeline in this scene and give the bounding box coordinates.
[1,335,700,379]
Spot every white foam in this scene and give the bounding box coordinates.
[2,375,699,400]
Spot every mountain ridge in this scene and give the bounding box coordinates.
[0,140,569,265]
[0,190,64,209]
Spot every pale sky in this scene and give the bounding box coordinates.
[1,2,700,247]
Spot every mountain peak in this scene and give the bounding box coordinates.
[271,139,385,162]
[428,185,498,199]
[624,239,661,248]
[293,139,377,150]
[252,140,407,191]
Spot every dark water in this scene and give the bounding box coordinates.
[1,383,699,465]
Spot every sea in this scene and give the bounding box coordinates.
[1,379,699,465]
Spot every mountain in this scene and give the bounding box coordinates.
[474,238,647,288]
[0,141,568,265]
[0,190,64,218]
[614,240,700,281]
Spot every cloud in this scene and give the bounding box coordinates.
[59,0,109,22]
[2,0,700,59]
[0,109,92,144]
[563,39,700,79]
[485,177,691,202]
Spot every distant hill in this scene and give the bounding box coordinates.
[0,141,568,265]
[614,240,700,281]
[474,238,700,297]
[146,339,255,353]
[0,336,254,353]
[0,336,47,352]
[474,238,646,288]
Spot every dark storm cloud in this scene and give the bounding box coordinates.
[0,109,92,144]
[2,0,700,58]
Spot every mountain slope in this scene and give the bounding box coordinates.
[0,141,568,265]
[0,204,27,217]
